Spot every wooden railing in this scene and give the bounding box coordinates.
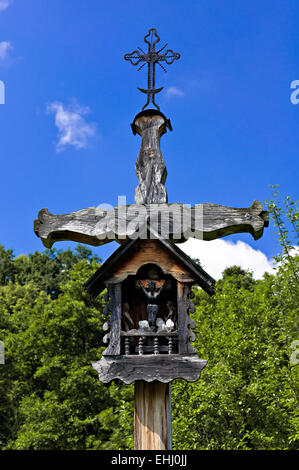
[121,331,178,355]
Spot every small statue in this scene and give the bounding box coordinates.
[156,317,166,334]
[156,317,175,333]
[165,301,176,327]
[165,318,175,331]
[138,320,153,333]
[122,302,134,332]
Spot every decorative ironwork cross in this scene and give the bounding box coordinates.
[124,28,180,111]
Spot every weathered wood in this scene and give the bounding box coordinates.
[34,200,269,249]
[102,283,122,356]
[133,110,169,205]
[134,381,171,450]
[89,236,209,383]
[177,282,197,355]
[92,354,207,383]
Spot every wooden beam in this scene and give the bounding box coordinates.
[34,200,268,248]
[134,381,171,450]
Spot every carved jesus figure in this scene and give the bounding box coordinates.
[138,280,165,327]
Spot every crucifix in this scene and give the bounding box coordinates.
[34,28,268,451]
[124,28,180,111]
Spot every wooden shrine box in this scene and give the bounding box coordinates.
[85,234,215,384]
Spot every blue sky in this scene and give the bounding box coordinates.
[0,0,298,276]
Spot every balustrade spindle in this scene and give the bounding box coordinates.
[154,337,159,355]
[138,336,144,355]
[168,337,173,355]
[125,337,130,355]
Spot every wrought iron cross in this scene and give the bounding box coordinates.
[124,28,180,111]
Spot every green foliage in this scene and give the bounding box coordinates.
[0,191,298,450]
[266,185,299,276]
[171,189,299,450]
[172,264,298,449]
[0,245,131,450]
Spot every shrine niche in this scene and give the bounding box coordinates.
[84,233,215,384]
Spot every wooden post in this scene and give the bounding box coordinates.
[134,381,172,450]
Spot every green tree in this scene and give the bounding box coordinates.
[0,245,122,449]
[172,190,299,450]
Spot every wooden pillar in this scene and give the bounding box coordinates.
[134,381,172,450]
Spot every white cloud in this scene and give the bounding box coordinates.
[290,246,299,256]
[0,41,13,61]
[47,100,97,152]
[165,86,185,98]
[0,0,12,12]
[179,238,275,280]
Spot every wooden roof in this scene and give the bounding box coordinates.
[84,229,215,297]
